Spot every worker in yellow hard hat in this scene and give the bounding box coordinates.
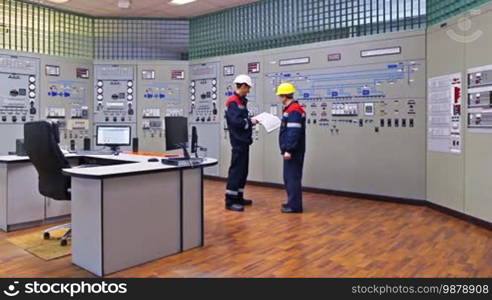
[277,82,306,213]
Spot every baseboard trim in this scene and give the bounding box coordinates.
[204,175,492,231]
[5,215,70,232]
[426,202,492,231]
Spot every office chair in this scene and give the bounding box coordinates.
[24,121,72,246]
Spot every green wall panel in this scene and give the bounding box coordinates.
[427,0,492,26]
[0,0,93,58]
[0,0,189,60]
[190,0,426,59]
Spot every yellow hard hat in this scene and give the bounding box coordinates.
[276,82,296,96]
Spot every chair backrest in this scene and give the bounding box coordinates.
[24,121,71,201]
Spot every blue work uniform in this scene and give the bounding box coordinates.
[279,101,306,211]
[224,92,253,203]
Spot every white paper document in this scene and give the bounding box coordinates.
[253,112,281,133]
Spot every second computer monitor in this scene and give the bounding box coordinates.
[96,125,131,147]
[165,116,188,151]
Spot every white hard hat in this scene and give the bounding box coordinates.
[233,74,253,87]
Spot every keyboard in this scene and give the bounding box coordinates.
[161,157,204,167]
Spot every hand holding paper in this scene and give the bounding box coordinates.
[253,112,281,133]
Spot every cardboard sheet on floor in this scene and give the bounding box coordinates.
[7,228,71,260]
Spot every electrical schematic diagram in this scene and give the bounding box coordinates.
[264,60,424,134]
[266,61,421,100]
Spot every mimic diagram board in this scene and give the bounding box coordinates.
[263,59,424,137]
[93,64,136,150]
[266,62,419,101]
[0,53,40,154]
[137,63,187,152]
[41,58,93,151]
[259,32,427,199]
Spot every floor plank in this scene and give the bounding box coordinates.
[0,179,491,278]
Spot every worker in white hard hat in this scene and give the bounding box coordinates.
[224,74,259,212]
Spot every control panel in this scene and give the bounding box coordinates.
[189,63,219,123]
[259,33,426,200]
[0,54,39,125]
[0,54,40,154]
[137,64,186,152]
[94,64,136,149]
[42,61,92,151]
[467,65,492,130]
[189,62,220,176]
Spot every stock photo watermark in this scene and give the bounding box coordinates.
[446,9,483,43]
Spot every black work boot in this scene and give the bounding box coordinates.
[281,206,303,214]
[238,192,253,206]
[225,195,244,212]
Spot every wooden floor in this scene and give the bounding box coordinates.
[1,179,492,278]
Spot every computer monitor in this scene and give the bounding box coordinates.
[96,125,131,154]
[165,116,189,157]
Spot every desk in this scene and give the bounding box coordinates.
[0,155,78,231]
[63,154,217,276]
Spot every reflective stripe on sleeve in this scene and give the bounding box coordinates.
[286,122,302,128]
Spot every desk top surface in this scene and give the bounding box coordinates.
[0,153,77,162]
[0,153,217,179]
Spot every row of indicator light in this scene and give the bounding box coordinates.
[189,79,217,101]
[96,80,134,102]
[27,76,36,99]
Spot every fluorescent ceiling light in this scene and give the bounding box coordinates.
[169,0,197,5]
[118,0,131,9]
[46,0,70,3]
